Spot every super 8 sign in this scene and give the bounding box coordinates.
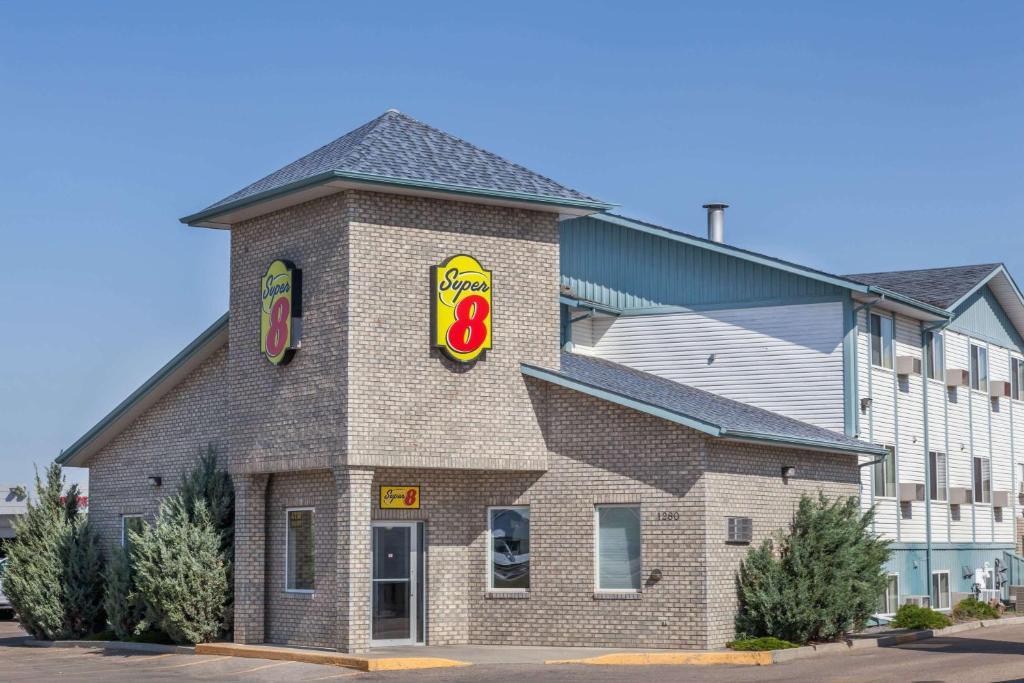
[431,254,492,363]
[380,486,420,509]
[260,259,303,365]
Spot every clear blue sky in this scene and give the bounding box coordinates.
[2,2,1022,487]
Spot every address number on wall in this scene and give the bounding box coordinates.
[655,511,681,521]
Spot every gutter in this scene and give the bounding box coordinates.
[866,286,953,320]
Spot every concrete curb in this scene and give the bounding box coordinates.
[551,615,1024,667]
[195,642,471,671]
[23,637,195,655]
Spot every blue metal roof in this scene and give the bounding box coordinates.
[183,110,612,226]
[523,352,886,456]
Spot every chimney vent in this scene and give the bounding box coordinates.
[703,202,728,243]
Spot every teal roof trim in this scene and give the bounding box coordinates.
[57,313,229,467]
[948,285,1024,354]
[592,214,871,294]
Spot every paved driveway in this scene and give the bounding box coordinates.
[5,618,1024,682]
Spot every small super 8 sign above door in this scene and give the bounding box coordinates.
[380,486,420,509]
[431,254,492,363]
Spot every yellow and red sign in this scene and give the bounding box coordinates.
[379,486,421,509]
[260,259,302,365]
[431,254,492,363]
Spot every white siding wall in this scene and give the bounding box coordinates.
[859,313,1022,546]
[571,301,845,431]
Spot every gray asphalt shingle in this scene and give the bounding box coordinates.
[525,352,884,454]
[845,264,1001,309]
[200,109,606,213]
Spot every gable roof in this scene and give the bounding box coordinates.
[182,110,613,228]
[57,313,229,468]
[523,352,886,456]
[845,264,1002,309]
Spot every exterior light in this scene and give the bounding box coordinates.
[860,397,873,412]
[147,476,162,487]
[781,466,796,479]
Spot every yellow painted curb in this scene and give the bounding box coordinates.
[546,651,773,666]
[194,643,470,671]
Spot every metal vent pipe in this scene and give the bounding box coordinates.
[703,202,728,243]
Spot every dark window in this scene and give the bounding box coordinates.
[929,451,947,501]
[874,445,897,498]
[871,313,894,369]
[489,507,530,590]
[973,457,991,504]
[926,332,944,380]
[970,343,989,392]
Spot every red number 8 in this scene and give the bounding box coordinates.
[266,297,290,357]
[404,489,417,506]
[446,295,489,354]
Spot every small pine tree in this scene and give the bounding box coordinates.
[4,464,72,640]
[63,517,106,638]
[736,493,890,644]
[104,546,146,641]
[131,496,228,644]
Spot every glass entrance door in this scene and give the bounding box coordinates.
[371,522,422,646]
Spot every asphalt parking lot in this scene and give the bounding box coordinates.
[5,619,1024,682]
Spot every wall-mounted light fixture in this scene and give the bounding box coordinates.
[860,397,873,413]
[781,466,796,479]
[147,476,162,487]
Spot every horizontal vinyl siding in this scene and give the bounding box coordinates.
[571,301,845,431]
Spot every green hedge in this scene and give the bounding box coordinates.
[890,604,951,630]
[727,637,798,651]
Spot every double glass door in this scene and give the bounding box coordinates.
[371,522,424,646]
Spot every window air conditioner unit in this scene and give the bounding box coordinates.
[993,491,1010,509]
[903,595,931,608]
[946,369,970,388]
[896,356,922,376]
[990,381,1012,399]
[898,483,925,502]
[949,487,972,505]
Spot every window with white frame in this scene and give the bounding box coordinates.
[970,343,989,392]
[873,445,896,498]
[1012,357,1024,400]
[929,451,947,501]
[926,331,944,380]
[870,313,894,369]
[877,573,899,615]
[121,514,145,549]
[973,456,992,504]
[488,506,530,591]
[932,571,951,610]
[286,508,315,592]
[1018,463,1024,496]
[596,505,642,592]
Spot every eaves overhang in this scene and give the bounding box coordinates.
[181,171,617,229]
[57,313,229,468]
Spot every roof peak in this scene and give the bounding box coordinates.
[182,110,612,227]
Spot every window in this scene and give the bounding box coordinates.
[726,517,753,544]
[121,514,145,549]
[926,332,944,380]
[873,446,897,498]
[970,343,989,392]
[1012,357,1024,400]
[488,507,530,591]
[973,457,992,504]
[932,571,951,610]
[877,573,899,615]
[286,508,315,592]
[596,505,642,592]
[870,313,894,369]
[929,452,947,501]
[1018,463,1024,495]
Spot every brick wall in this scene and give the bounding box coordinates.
[345,191,558,471]
[227,194,348,475]
[88,345,228,553]
[264,470,338,648]
[703,441,861,647]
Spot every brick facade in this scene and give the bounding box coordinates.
[83,188,862,652]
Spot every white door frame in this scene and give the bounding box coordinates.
[370,521,422,647]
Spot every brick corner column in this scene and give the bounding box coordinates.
[335,466,374,653]
[233,472,269,645]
